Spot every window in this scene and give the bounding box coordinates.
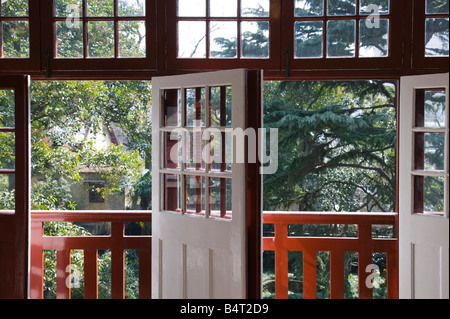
[412,0,449,69]
[89,183,105,203]
[46,0,156,71]
[166,0,281,70]
[0,0,29,58]
[287,0,403,72]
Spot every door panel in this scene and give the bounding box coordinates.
[152,69,262,299]
[0,75,30,299]
[399,73,449,299]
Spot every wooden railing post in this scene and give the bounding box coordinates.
[56,249,71,299]
[84,249,98,299]
[111,221,125,299]
[274,223,289,299]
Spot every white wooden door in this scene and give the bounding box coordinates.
[399,73,449,299]
[152,69,261,299]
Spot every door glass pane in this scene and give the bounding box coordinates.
[118,0,146,16]
[241,0,270,17]
[88,21,115,57]
[163,131,182,170]
[327,0,356,16]
[178,21,206,58]
[186,131,206,170]
[359,19,389,57]
[415,133,446,171]
[241,21,269,58]
[0,132,15,170]
[416,90,447,128]
[1,0,28,16]
[209,177,232,219]
[0,90,14,127]
[0,174,15,210]
[209,86,232,127]
[185,87,206,127]
[210,21,238,58]
[162,89,181,127]
[295,0,324,17]
[185,175,205,215]
[327,20,355,57]
[162,173,182,212]
[425,18,449,57]
[414,175,445,214]
[1,21,29,58]
[295,21,323,58]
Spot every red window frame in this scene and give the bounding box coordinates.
[0,0,40,72]
[40,0,158,74]
[281,0,405,74]
[412,0,450,70]
[165,0,281,71]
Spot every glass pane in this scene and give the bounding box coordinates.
[163,131,182,170]
[1,0,28,16]
[162,174,182,212]
[327,0,356,16]
[241,0,270,17]
[186,87,206,127]
[327,20,355,57]
[241,21,269,58]
[425,18,449,56]
[185,175,205,215]
[55,0,82,17]
[186,131,206,170]
[416,89,447,128]
[426,0,449,14]
[56,21,83,58]
[210,21,237,58]
[209,177,232,219]
[178,0,206,17]
[414,175,445,214]
[295,21,323,58]
[209,86,232,127]
[88,21,114,58]
[359,0,389,15]
[359,19,389,57]
[178,21,206,58]
[1,21,29,58]
[0,132,15,170]
[295,0,324,16]
[0,174,15,210]
[210,130,232,172]
[118,21,146,58]
[118,0,145,16]
[0,90,14,127]
[162,89,181,127]
[210,0,237,17]
[415,133,445,171]
[87,0,114,17]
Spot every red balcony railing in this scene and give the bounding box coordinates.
[263,212,398,299]
[30,211,398,299]
[30,211,152,299]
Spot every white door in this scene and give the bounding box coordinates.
[152,69,262,299]
[399,73,449,299]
